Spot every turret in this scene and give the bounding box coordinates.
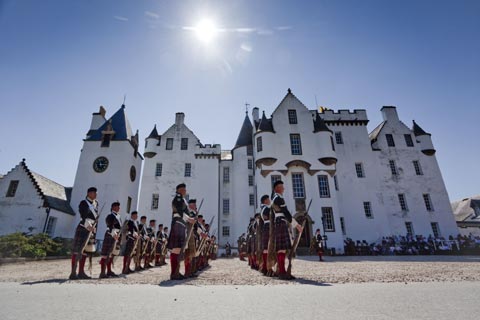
[87,106,107,138]
[254,111,277,168]
[313,112,337,166]
[144,125,160,158]
[412,120,436,156]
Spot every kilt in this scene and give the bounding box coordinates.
[72,224,90,254]
[167,222,186,249]
[247,235,256,254]
[275,219,291,251]
[155,241,163,254]
[101,232,115,256]
[261,223,270,251]
[145,241,153,255]
[124,238,136,257]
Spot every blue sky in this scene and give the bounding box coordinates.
[0,0,479,201]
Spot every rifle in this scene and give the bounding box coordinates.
[287,199,312,276]
[180,198,203,258]
[195,215,214,257]
[84,202,105,275]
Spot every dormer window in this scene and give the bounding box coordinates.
[288,110,298,124]
[386,134,395,147]
[101,121,115,148]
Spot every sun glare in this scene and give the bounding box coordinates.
[194,19,218,44]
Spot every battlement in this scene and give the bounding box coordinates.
[195,143,221,155]
[318,109,369,122]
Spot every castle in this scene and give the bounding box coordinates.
[0,89,459,254]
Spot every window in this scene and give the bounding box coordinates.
[166,138,173,150]
[291,173,305,199]
[155,163,162,177]
[101,134,111,148]
[249,194,255,206]
[151,194,159,210]
[185,163,192,177]
[127,196,132,214]
[363,202,373,218]
[271,175,282,189]
[247,145,253,156]
[317,175,330,198]
[423,194,434,212]
[222,226,230,237]
[405,222,414,236]
[6,180,19,197]
[223,167,230,183]
[340,217,346,235]
[256,136,263,152]
[321,207,335,232]
[330,136,335,151]
[389,160,398,175]
[413,161,423,176]
[386,134,395,147]
[431,222,441,238]
[335,132,343,144]
[181,138,188,150]
[248,159,253,170]
[290,134,302,155]
[334,175,339,191]
[288,109,298,124]
[398,194,408,211]
[248,175,254,186]
[45,216,57,237]
[404,134,414,147]
[223,199,230,214]
[355,163,365,178]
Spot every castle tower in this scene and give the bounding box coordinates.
[70,105,143,237]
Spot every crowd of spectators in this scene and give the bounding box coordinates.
[343,233,480,256]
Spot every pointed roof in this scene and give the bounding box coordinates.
[313,112,332,133]
[412,120,431,136]
[86,105,133,141]
[234,113,253,148]
[147,125,159,139]
[369,121,387,141]
[257,111,275,133]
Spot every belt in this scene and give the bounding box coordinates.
[173,213,182,219]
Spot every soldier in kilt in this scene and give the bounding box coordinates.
[155,224,164,266]
[271,180,303,280]
[144,219,156,268]
[168,183,195,280]
[238,233,246,261]
[135,216,148,271]
[99,202,122,279]
[246,217,258,269]
[161,226,169,265]
[313,229,324,261]
[259,195,271,275]
[122,211,139,274]
[69,187,98,280]
[184,199,198,278]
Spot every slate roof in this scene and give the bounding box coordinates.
[19,160,74,215]
[412,120,430,136]
[234,113,253,148]
[147,125,159,139]
[313,112,332,133]
[86,105,133,141]
[257,111,275,133]
[369,121,387,141]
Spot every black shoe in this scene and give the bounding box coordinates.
[69,273,78,280]
[78,272,91,280]
[170,274,186,281]
[99,273,108,279]
[107,271,119,278]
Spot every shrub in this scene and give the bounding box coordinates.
[0,232,63,258]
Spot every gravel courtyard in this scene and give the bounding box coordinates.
[1,255,479,286]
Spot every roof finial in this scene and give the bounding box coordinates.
[122,94,127,107]
[287,88,292,94]
[245,102,250,115]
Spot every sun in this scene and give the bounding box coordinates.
[194,19,218,44]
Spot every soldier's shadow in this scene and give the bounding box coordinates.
[158,277,196,287]
[21,279,70,285]
[288,277,332,287]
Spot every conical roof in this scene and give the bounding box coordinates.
[147,125,159,139]
[412,120,430,136]
[234,113,253,148]
[86,105,133,141]
[257,111,275,133]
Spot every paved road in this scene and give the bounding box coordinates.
[1,281,479,320]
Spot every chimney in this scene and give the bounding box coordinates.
[90,106,107,131]
[252,107,259,123]
[381,106,399,122]
[175,112,185,126]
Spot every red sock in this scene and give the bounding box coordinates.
[185,258,190,275]
[262,253,267,270]
[123,256,127,271]
[253,255,257,267]
[277,252,286,274]
[107,258,113,273]
[79,255,87,273]
[170,253,178,275]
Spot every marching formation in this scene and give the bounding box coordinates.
[238,180,328,280]
[68,184,218,281]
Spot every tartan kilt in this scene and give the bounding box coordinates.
[124,238,136,257]
[101,232,115,256]
[168,222,186,250]
[262,223,270,251]
[247,235,256,254]
[275,219,291,251]
[155,241,163,254]
[145,241,153,255]
[72,224,90,254]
